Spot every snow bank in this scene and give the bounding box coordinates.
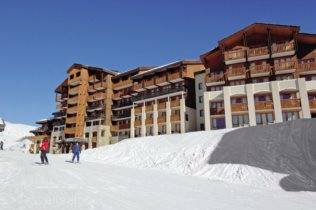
[0,120,35,153]
[82,119,316,191]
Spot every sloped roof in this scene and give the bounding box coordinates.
[67,63,119,76]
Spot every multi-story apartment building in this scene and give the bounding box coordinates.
[111,67,152,143]
[50,63,118,153]
[130,60,204,137]
[30,119,53,153]
[200,23,316,130]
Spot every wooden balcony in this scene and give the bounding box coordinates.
[69,86,80,95]
[64,127,76,134]
[66,116,76,124]
[146,105,153,112]
[231,103,248,112]
[69,77,82,86]
[119,124,130,130]
[67,96,78,105]
[157,116,166,123]
[205,73,225,86]
[274,61,296,75]
[113,79,132,90]
[250,64,271,77]
[89,92,105,102]
[56,103,63,110]
[255,101,274,110]
[158,102,166,110]
[297,61,316,75]
[89,75,100,83]
[144,78,156,89]
[133,82,144,92]
[134,119,141,126]
[170,99,180,108]
[168,71,183,82]
[134,107,142,114]
[171,114,181,122]
[67,106,78,114]
[271,41,295,58]
[210,108,225,115]
[224,49,246,64]
[94,81,107,90]
[226,67,247,80]
[281,99,301,109]
[155,75,168,85]
[111,125,119,131]
[309,99,316,109]
[145,118,153,125]
[247,46,269,61]
[113,91,123,100]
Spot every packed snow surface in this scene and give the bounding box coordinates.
[0,120,35,152]
[1,119,316,209]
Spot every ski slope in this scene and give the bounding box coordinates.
[81,119,316,191]
[0,119,35,152]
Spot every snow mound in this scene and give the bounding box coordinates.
[82,119,316,191]
[0,120,35,153]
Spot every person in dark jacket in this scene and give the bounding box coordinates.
[0,141,3,150]
[40,138,49,164]
[71,142,81,163]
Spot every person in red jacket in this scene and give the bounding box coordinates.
[40,138,49,164]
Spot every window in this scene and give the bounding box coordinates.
[256,113,274,125]
[185,114,189,121]
[76,72,80,77]
[232,114,249,127]
[200,123,205,130]
[198,83,203,90]
[199,96,203,103]
[70,74,74,79]
[86,122,91,127]
[101,130,105,137]
[209,86,223,91]
[54,127,58,132]
[85,133,89,138]
[93,121,100,126]
[200,109,204,117]
[59,136,62,140]
[282,111,299,122]
[93,132,97,137]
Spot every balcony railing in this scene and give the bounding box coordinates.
[247,46,269,58]
[133,86,185,101]
[65,127,76,134]
[112,101,132,109]
[255,101,274,110]
[111,125,119,131]
[112,113,131,120]
[69,77,82,86]
[69,86,79,95]
[66,116,76,124]
[274,61,296,72]
[119,124,130,130]
[85,114,106,121]
[205,73,225,84]
[134,107,142,114]
[157,116,166,123]
[231,103,248,112]
[309,99,316,109]
[170,99,180,108]
[146,105,153,111]
[133,82,144,91]
[281,99,301,109]
[89,92,105,101]
[297,61,316,74]
[171,114,181,122]
[156,75,168,85]
[144,79,155,88]
[168,71,182,81]
[134,119,141,126]
[87,103,104,111]
[94,82,106,90]
[227,67,247,78]
[210,108,225,115]
[272,41,295,54]
[53,111,66,118]
[145,118,153,124]
[250,64,271,76]
[224,49,246,62]
[68,96,78,104]
[158,102,166,110]
[67,106,78,114]
[113,79,133,89]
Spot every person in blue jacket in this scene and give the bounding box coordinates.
[71,142,81,163]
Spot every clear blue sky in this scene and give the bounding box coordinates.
[0,0,315,125]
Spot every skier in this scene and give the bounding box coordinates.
[0,140,3,150]
[71,142,81,163]
[40,138,49,164]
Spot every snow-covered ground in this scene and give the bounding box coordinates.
[0,119,316,209]
[0,119,35,152]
